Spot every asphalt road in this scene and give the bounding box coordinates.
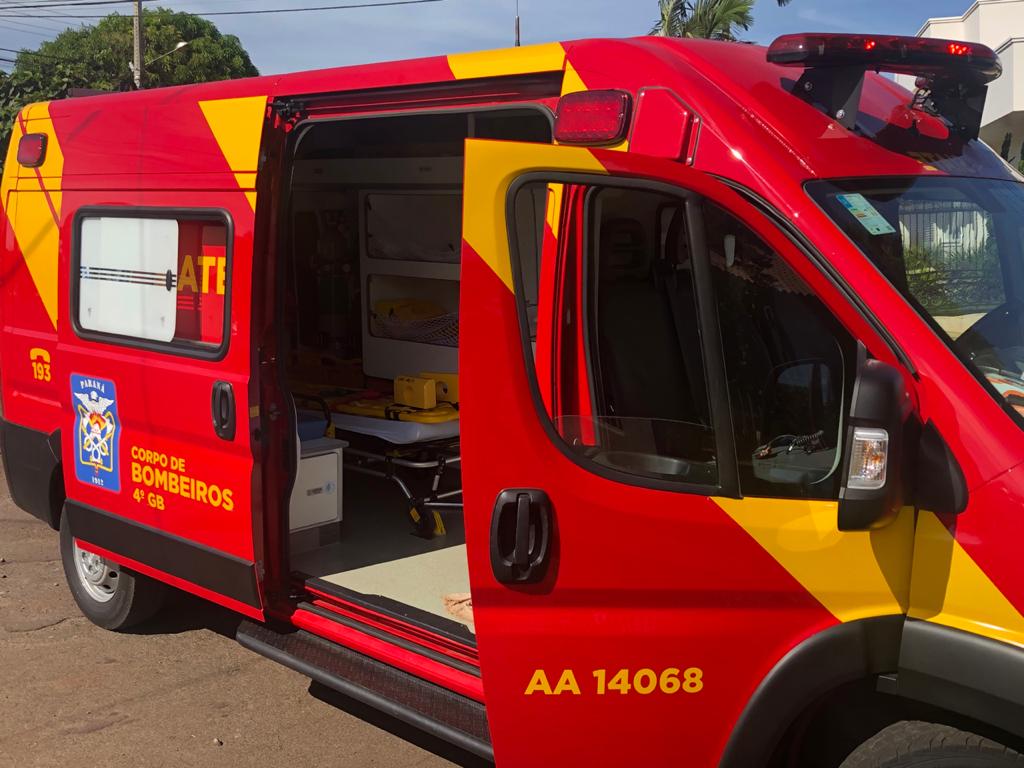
[0,471,467,768]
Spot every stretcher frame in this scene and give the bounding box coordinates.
[294,392,463,537]
[343,436,463,537]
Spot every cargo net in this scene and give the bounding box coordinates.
[371,310,460,347]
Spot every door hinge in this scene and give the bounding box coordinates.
[269,99,307,132]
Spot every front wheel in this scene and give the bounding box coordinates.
[59,511,166,630]
[841,721,1024,767]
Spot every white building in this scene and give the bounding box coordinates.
[903,0,1024,163]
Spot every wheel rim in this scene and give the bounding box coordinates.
[72,540,119,603]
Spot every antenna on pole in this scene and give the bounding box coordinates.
[132,0,145,88]
[515,0,521,47]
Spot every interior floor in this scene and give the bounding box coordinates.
[292,471,472,630]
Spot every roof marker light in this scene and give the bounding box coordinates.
[554,90,632,146]
[17,133,47,168]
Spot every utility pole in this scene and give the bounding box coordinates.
[514,0,520,47]
[132,0,145,89]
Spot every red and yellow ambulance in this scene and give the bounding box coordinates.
[4,31,1024,767]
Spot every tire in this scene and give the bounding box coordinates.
[840,721,1024,768]
[59,511,166,630]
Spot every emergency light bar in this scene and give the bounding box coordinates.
[767,32,1002,139]
[767,33,1002,83]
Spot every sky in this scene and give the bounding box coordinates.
[0,0,990,76]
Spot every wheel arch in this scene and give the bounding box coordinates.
[1,420,65,529]
[719,617,1024,767]
[891,619,1024,742]
[718,615,904,768]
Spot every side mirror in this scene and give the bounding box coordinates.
[838,352,911,531]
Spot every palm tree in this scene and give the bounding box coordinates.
[651,0,792,40]
[650,0,753,41]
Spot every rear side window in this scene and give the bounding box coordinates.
[74,211,230,355]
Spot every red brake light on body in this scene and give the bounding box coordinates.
[554,90,632,145]
[17,133,47,168]
[767,33,1001,83]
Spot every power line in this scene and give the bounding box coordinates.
[0,45,62,58]
[0,1,79,30]
[0,22,53,37]
[0,15,68,33]
[0,0,444,18]
[0,0,153,10]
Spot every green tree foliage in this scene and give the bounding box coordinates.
[651,0,792,40]
[998,132,1024,174]
[650,0,754,41]
[0,8,258,172]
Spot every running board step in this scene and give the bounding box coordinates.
[236,620,492,761]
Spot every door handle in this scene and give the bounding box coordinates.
[211,381,236,441]
[490,488,552,584]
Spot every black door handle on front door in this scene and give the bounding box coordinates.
[211,381,236,441]
[491,488,552,584]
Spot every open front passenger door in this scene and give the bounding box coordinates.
[459,140,917,766]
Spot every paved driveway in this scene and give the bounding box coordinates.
[0,472,470,767]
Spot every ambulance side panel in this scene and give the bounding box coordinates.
[0,103,68,528]
[0,87,270,618]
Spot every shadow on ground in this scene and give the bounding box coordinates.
[126,587,244,639]
[310,681,492,768]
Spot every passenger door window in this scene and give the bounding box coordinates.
[704,202,856,499]
[513,181,717,487]
[513,180,857,498]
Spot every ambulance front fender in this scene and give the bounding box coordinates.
[718,615,903,768]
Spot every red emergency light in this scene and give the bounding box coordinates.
[17,133,47,168]
[554,90,632,145]
[767,32,1002,139]
[767,33,1002,83]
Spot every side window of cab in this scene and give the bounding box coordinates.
[703,202,858,499]
[512,179,858,500]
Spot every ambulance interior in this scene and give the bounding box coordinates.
[280,109,552,640]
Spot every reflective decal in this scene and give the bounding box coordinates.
[71,374,121,493]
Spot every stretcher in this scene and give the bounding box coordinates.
[294,392,462,538]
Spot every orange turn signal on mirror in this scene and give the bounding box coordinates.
[554,90,632,146]
[17,133,47,168]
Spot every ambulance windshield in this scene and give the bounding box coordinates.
[809,176,1024,425]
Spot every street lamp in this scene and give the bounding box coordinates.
[147,40,190,66]
[128,40,190,88]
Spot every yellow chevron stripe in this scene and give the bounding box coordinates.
[0,113,19,207]
[544,183,564,237]
[448,42,566,80]
[714,497,915,622]
[909,511,1024,648]
[3,102,63,330]
[198,96,268,213]
[462,140,605,293]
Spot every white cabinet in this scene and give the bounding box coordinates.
[360,190,461,380]
[290,438,347,532]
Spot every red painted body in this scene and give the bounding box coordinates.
[3,35,1024,767]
